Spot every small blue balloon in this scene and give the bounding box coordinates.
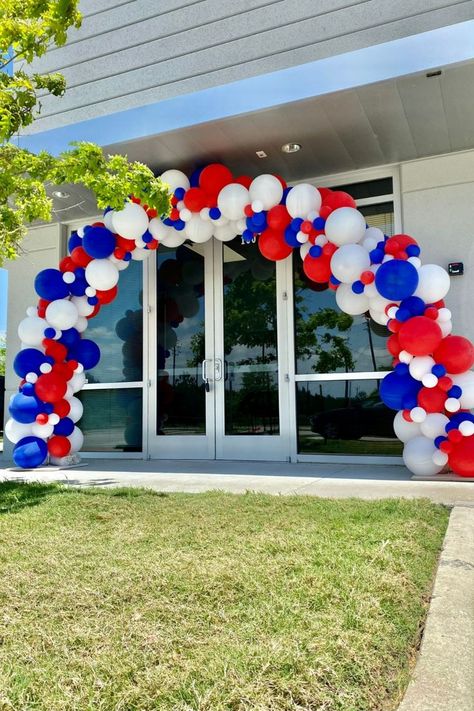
[447,385,462,399]
[396,308,411,322]
[69,277,88,297]
[375,259,419,301]
[291,218,303,231]
[83,226,116,259]
[309,245,322,258]
[68,231,82,253]
[34,269,69,300]
[400,296,425,316]
[209,207,221,220]
[75,267,86,279]
[243,229,253,241]
[432,364,446,378]
[53,417,75,436]
[142,230,153,244]
[395,363,409,375]
[44,327,56,339]
[252,212,267,228]
[58,328,80,349]
[329,275,341,286]
[369,248,384,264]
[313,217,325,230]
[352,281,364,294]
[245,217,257,232]
[406,244,421,257]
[434,436,446,449]
[9,392,43,424]
[67,339,101,370]
[280,187,291,204]
[13,348,47,378]
[124,252,132,261]
[377,240,386,250]
[174,187,186,200]
[174,220,185,231]
[13,436,48,469]
[380,370,422,410]
[163,217,174,226]
[284,227,300,248]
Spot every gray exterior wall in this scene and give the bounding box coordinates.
[24,0,474,135]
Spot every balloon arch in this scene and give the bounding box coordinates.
[6,164,474,476]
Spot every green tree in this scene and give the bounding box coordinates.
[0,1,170,264]
[0,332,5,376]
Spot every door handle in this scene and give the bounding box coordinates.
[214,358,223,381]
[201,359,211,392]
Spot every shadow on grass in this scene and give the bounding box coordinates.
[0,481,64,515]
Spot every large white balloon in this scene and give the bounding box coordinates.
[31,422,54,439]
[414,264,450,303]
[185,215,214,244]
[85,259,119,291]
[324,207,366,246]
[148,218,172,242]
[330,244,370,284]
[214,223,238,242]
[249,175,283,211]
[218,183,250,220]
[71,295,94,317]
[393,411,422,442]
[420,413,449,439]
[68,396,84,423]
[68,426,84,453]
[335,283,369,315]
[159,169,190,193]
[111,202,149,240]
[403,436,444,476]
[5,418,33,444]
[409,356,435,381]
[70,371,86,393]
[451,370,474,408]
[46,299,78,331]
[18,315,47,346]
[286,183,321,218]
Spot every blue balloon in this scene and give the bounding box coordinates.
[13,348,48,377]
[313,217,325,230]
[400,296,425,316]
[445,412,474,431]
[309,245,322,258]
[68,339,101,370]
[352,280,364,294]
[53,417,75,436]
[58,327,80,349]
[68,231,82,252]
[369,248,384,264]
[34,269,69,300]
[375,260,419,301]
[13,436,47,468]
[69,277,88,297]
[82,226,116,259]
[9,392,43,423]
[379,371,422,411]
[284,226,300,247]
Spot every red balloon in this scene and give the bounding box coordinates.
[303,254,331,284]
[70,246,92,267]
[258,229,293,261]
[323,191,357,211]
[398,316,443,356]
[387,334,401,357]
[44,340,68,363]
[234,175,252,189]
[449,435,474,477]
[52,362,74,382]
[433,335,474,374]
[59,256,76,272]
[47,435,71,458]
[116,236,136,253]
[96,285,118,304]
[34,372,67,403]
[390,234,417,249]
[418,386,446,413]
[267,205,291,230]
[87,303,101,319]
[273,174,287,189]
[54,399,71,418]
[317,187,332,201]
[199,164,233,196]
[183,187,207,212]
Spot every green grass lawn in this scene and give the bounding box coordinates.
[0,483,449,711]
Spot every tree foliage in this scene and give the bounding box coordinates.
[0,1,171,265]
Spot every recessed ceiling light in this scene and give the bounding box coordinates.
[256,150,267,158]
[281,142,301,154]
[52,190,70,199]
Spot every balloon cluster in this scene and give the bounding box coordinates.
[6,163,474,476]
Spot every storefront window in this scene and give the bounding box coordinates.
[78,388,142,452]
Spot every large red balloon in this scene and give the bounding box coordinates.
[323,191,357,211]
[398,316,443,356]
[417,386,446,413]
[54,399,71,418]
[199,164,233,196]
[258,229,293,261]
[235,175,252,189]
[34,372,67,403]
[387,334,401,357]
[47,435,71,458]
[433,335,474,374]
[449,435,474,477]
[303,254,332,284]
[267,205,291,230]
[70,246,92,267]
[183,187,208,212]
[96,285,118,305]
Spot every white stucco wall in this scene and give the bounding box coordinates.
[400,149,474,342]
[2,224,64,459]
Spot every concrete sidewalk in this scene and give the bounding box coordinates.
[1,457,474,505]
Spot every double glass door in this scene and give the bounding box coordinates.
[147,236,289,460]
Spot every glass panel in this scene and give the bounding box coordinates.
[360,201,394,236]
[156,244,206,436]
[223,238,279,435]
[296,380,402,456]
[85,260,143,384]
[78,388,142,452]
[328,178,393,200]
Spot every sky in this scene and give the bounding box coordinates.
[0,268,7,334]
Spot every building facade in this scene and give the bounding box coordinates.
[3,1,474,465]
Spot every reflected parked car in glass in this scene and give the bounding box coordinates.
[310,397,394,440]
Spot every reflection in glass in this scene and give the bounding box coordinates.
[156,244,206,435]
[296,380,401,456]
[85,259,143,384]
[78,388,142,451]
[223,238,279,435]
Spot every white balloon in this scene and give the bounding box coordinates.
[214,223,237,242]
[369,309,389,326]
[18,315,47,346]
[5,418,33,444]
[160,169,190,193]
[420,413,449,439]
[131,247,149,261]
[330,244,370,284]
[70,371,86,393]
[112,202,149,240]
[185,215,214,243]
[324,207,366,246]
[71,295,94,317]
[364,226,384,242]
[459,421,474,437]
[218,183,250,220]
[103,210,115,231]
[414,264,450,303]
[68,426,84,453]
[76,316,88,333]
[409,356,435,381]
[68,396,84,423]
[433,450,449,467]
[159,231,187,248]
[422,373,438,388]
[249,175,283,211]
[403,436,444,476]
[439,320,452,337]
[46,299,78,331]
[300,242,311,260]
[445,397,460,413]
[335,283,369,315]
[286,183,321,218]
[410,407,426,423]
[393,411,421,442]
[31,422,54,439]
[437,307,452,323]
[149,218,171,242]
[85,259,119,291]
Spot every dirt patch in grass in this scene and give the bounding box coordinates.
[0,483,449,710]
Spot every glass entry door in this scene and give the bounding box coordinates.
[147,237,289,460]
